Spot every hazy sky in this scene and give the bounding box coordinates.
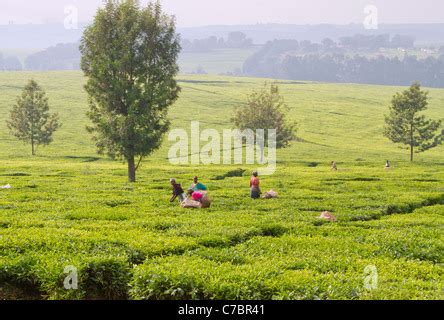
[1,0,443,26]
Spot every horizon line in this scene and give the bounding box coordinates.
[1,22,444,28]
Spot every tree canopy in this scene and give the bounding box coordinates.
[384,82,443,161]
[232,83,297,158]
[7,79,61,155]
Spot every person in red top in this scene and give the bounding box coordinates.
[250,171,261,199]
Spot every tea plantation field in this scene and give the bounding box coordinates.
[0,71,443,300]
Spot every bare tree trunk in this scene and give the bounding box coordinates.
[31,138,35,156]
[410,124,414,162]
[128,156,136,183]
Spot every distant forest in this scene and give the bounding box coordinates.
[24,43,81,71]
[1,32,254,71]
[244,35,444,88]
[0,43,81,71]
[2,31,444,87]
[181,32,254,52]
[0,53,22,71]
[2,23,444,49]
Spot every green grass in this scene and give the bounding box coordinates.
[0,71,443,300]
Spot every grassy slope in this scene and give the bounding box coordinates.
[0,71,443,300]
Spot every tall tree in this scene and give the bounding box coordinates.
[80,0,180,182]
[6,80,61,155]
[384,82,443,161]
[231,83,297,161]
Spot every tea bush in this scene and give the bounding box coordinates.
[0,72,442,299]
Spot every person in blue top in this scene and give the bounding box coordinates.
[190,176,207,192]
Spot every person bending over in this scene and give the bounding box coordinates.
[186,189,211,209]
[170,178,186,203]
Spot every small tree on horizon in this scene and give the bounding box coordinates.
[6,79,61,155]
[384,82,443,161]
[231,83,297,161]
[80,0,181,182]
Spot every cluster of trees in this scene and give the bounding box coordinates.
[280,54,444,87]
[25,43,81,71]
[244,40,444,87]
[241,34,415,60]
[0,43,81,72]
[0,53,22,71]
[181,32,253,52]
[339,34,415,50]
[17,31,253,71]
